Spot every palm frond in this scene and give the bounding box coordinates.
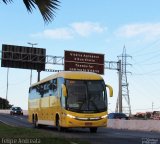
[2,0,12,4]
[23,0,36,12]
[23,0,60,23]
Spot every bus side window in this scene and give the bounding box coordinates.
[58,77,66,108]
[29,86,40,99]
[49,79,57,96]
[58,77,64,98]
[37,84,44,97]
[43,82,50,97]
[29,87,32,99]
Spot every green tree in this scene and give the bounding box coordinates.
[2,0,60,23]
[0,97,12,109]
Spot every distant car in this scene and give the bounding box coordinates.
[108,112,129,120]
[10,107,23,115]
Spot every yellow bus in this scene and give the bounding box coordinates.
[28,71,113,133]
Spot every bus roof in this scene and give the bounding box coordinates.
[31,71,103,87]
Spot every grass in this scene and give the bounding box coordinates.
[0,123,90,144]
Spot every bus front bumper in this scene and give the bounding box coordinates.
[62,116,107,128]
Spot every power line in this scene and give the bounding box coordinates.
[132,58,160,75]
[133,69,160,76]
[131,38,160,55]
[132,107,160,111]
[133,53,160,65]
[132,48,160,57]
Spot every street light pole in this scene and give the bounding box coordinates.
[27,42,38,85]
[6,68,9,101]
[152,102,154,112]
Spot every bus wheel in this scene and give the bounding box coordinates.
[56,116,63,132]
[33,115,38,128]
[90,127,97,133]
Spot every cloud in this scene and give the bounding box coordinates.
[115,23,160,40]
[31,22,107,40]
[31,28,73,40]
[71,22,106,37]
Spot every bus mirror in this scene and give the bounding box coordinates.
[62,84,67,97]
[106,84,113,97]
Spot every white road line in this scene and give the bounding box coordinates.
[0,120,15,127]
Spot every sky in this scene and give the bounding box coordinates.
[1,0,160,114]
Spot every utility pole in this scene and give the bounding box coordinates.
[105,60,123,113]
[27,42,38,85]
[118,60,122,113]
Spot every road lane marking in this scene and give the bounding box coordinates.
[0,120,15,127]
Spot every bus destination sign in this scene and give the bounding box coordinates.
[64,50,104,74]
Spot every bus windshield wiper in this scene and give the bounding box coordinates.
[89,100,99,112]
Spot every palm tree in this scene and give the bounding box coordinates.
[2,0,60,23]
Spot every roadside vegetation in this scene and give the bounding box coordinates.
[0,123,89,144]
[0,97,12,109]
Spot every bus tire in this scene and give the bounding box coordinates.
[56,115,63,132]
[33,115,39,128]
[90,127,97,133]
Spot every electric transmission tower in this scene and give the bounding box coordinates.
[116,46,132,116]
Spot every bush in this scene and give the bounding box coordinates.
[0,97,12,109]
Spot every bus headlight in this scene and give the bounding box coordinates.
[66,114,76,119]
[101,114,108,119]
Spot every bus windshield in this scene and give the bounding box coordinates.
[66,80,107,113]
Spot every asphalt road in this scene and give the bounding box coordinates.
[0,113,160,144]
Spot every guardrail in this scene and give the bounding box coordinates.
[108,119,160,132]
